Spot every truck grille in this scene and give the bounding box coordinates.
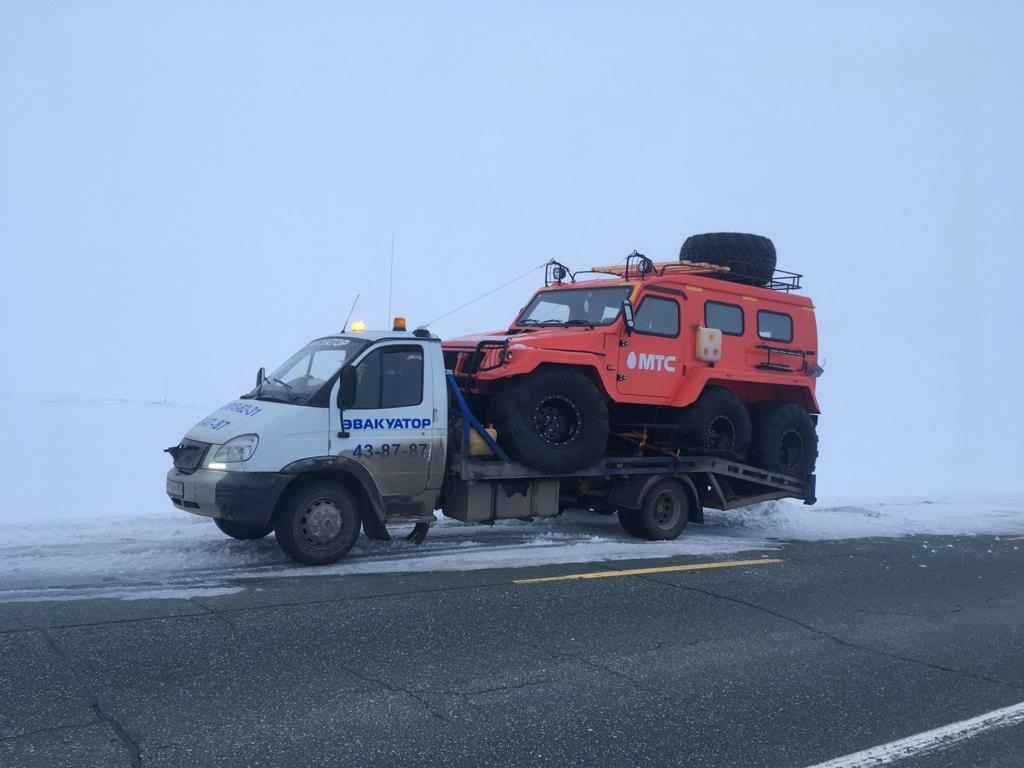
[457,342,509,375]
[172,439,210,473]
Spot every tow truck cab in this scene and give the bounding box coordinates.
[166,330,448,547]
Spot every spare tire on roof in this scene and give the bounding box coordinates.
[679,232,777,286]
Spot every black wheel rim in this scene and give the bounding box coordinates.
[299,498,345,548]
[777,430,804,471]
[651,491,681,530]
[705,415,736,451]
[533,395,582,448]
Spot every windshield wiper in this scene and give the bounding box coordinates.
[519,318,564,326]
[255,391,291,403]
[245,375,294,402]
[264,376,293,393]
[563,319,595,327]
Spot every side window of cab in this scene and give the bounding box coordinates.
[634,296,679,337]
[351,345,424,409]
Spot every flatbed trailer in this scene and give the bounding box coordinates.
[440,373,815,537]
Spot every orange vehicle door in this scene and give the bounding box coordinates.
[616,294,684,400]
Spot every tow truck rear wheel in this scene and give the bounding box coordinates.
[213,519,274,540]
[617,508,647,538]
[635,479,690,540]
[274,482,362,566]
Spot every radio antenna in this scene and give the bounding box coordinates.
[342,293,360,333]
[387,229,395,325]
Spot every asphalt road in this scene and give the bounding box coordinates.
[1,534,1021,768]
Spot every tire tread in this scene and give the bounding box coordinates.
[679,232,777,286]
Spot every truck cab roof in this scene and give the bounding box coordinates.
[332,330,440,343]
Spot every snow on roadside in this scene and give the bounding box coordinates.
[0,494,1021,601]
[705,495,1024,540]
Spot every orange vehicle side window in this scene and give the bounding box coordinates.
[757,311,793,342]
[704,301,744,336]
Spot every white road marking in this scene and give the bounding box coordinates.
[804,700,1024,768]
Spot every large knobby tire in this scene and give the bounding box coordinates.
[679,232,777,286]
[491,368,609,473]
[274,481,362,566]
[672,386,752,460]
[636,479,691,540]
[214,518,274,540]
[748,401,818,476]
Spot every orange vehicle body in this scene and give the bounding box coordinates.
[443,270,820,416]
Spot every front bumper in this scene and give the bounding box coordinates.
[166,468,291,526]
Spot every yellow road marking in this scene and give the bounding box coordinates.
[514,558,783,584]
[1006,536,1024,541]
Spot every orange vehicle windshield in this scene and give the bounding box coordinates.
[515,285,631,327]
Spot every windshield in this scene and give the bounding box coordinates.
[242,336,369,404]
[515,286,632,327]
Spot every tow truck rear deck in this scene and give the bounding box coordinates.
[440,373,815,533]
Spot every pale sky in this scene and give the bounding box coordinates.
[2,0,1022,507]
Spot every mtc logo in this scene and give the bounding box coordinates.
[626,351,678,373]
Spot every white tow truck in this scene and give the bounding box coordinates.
[166,326,815,565]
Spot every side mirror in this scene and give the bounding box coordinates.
[339,372,357,408]
[621,300,635,335]
[256,366,265,388]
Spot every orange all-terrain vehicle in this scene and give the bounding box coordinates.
[443,233,822,476]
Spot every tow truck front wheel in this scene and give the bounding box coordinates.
[214,519,274,540]
[274,482,362,566]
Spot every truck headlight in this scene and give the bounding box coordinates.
[210,434,259,465]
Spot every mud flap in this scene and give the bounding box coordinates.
[406,522,431,545]
[361,513,392,541]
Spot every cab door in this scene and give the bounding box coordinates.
[616,294,683,400]
[329,342,436,497]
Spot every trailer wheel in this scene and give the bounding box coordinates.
[274,482,362,566]
[617,509,646,538]
[637,479,690,540]
[491,368,609,473]
[748,402,818,475]
[213,518,273,540]
[672,386,751,460]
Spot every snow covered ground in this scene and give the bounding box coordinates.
[0,496,1021,602]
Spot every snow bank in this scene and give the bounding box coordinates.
[705,495,1024,540]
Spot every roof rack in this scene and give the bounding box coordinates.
[589,258,803,292]
[761,269,803,292]
[549,253,803,292]
[590,259,733,279]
